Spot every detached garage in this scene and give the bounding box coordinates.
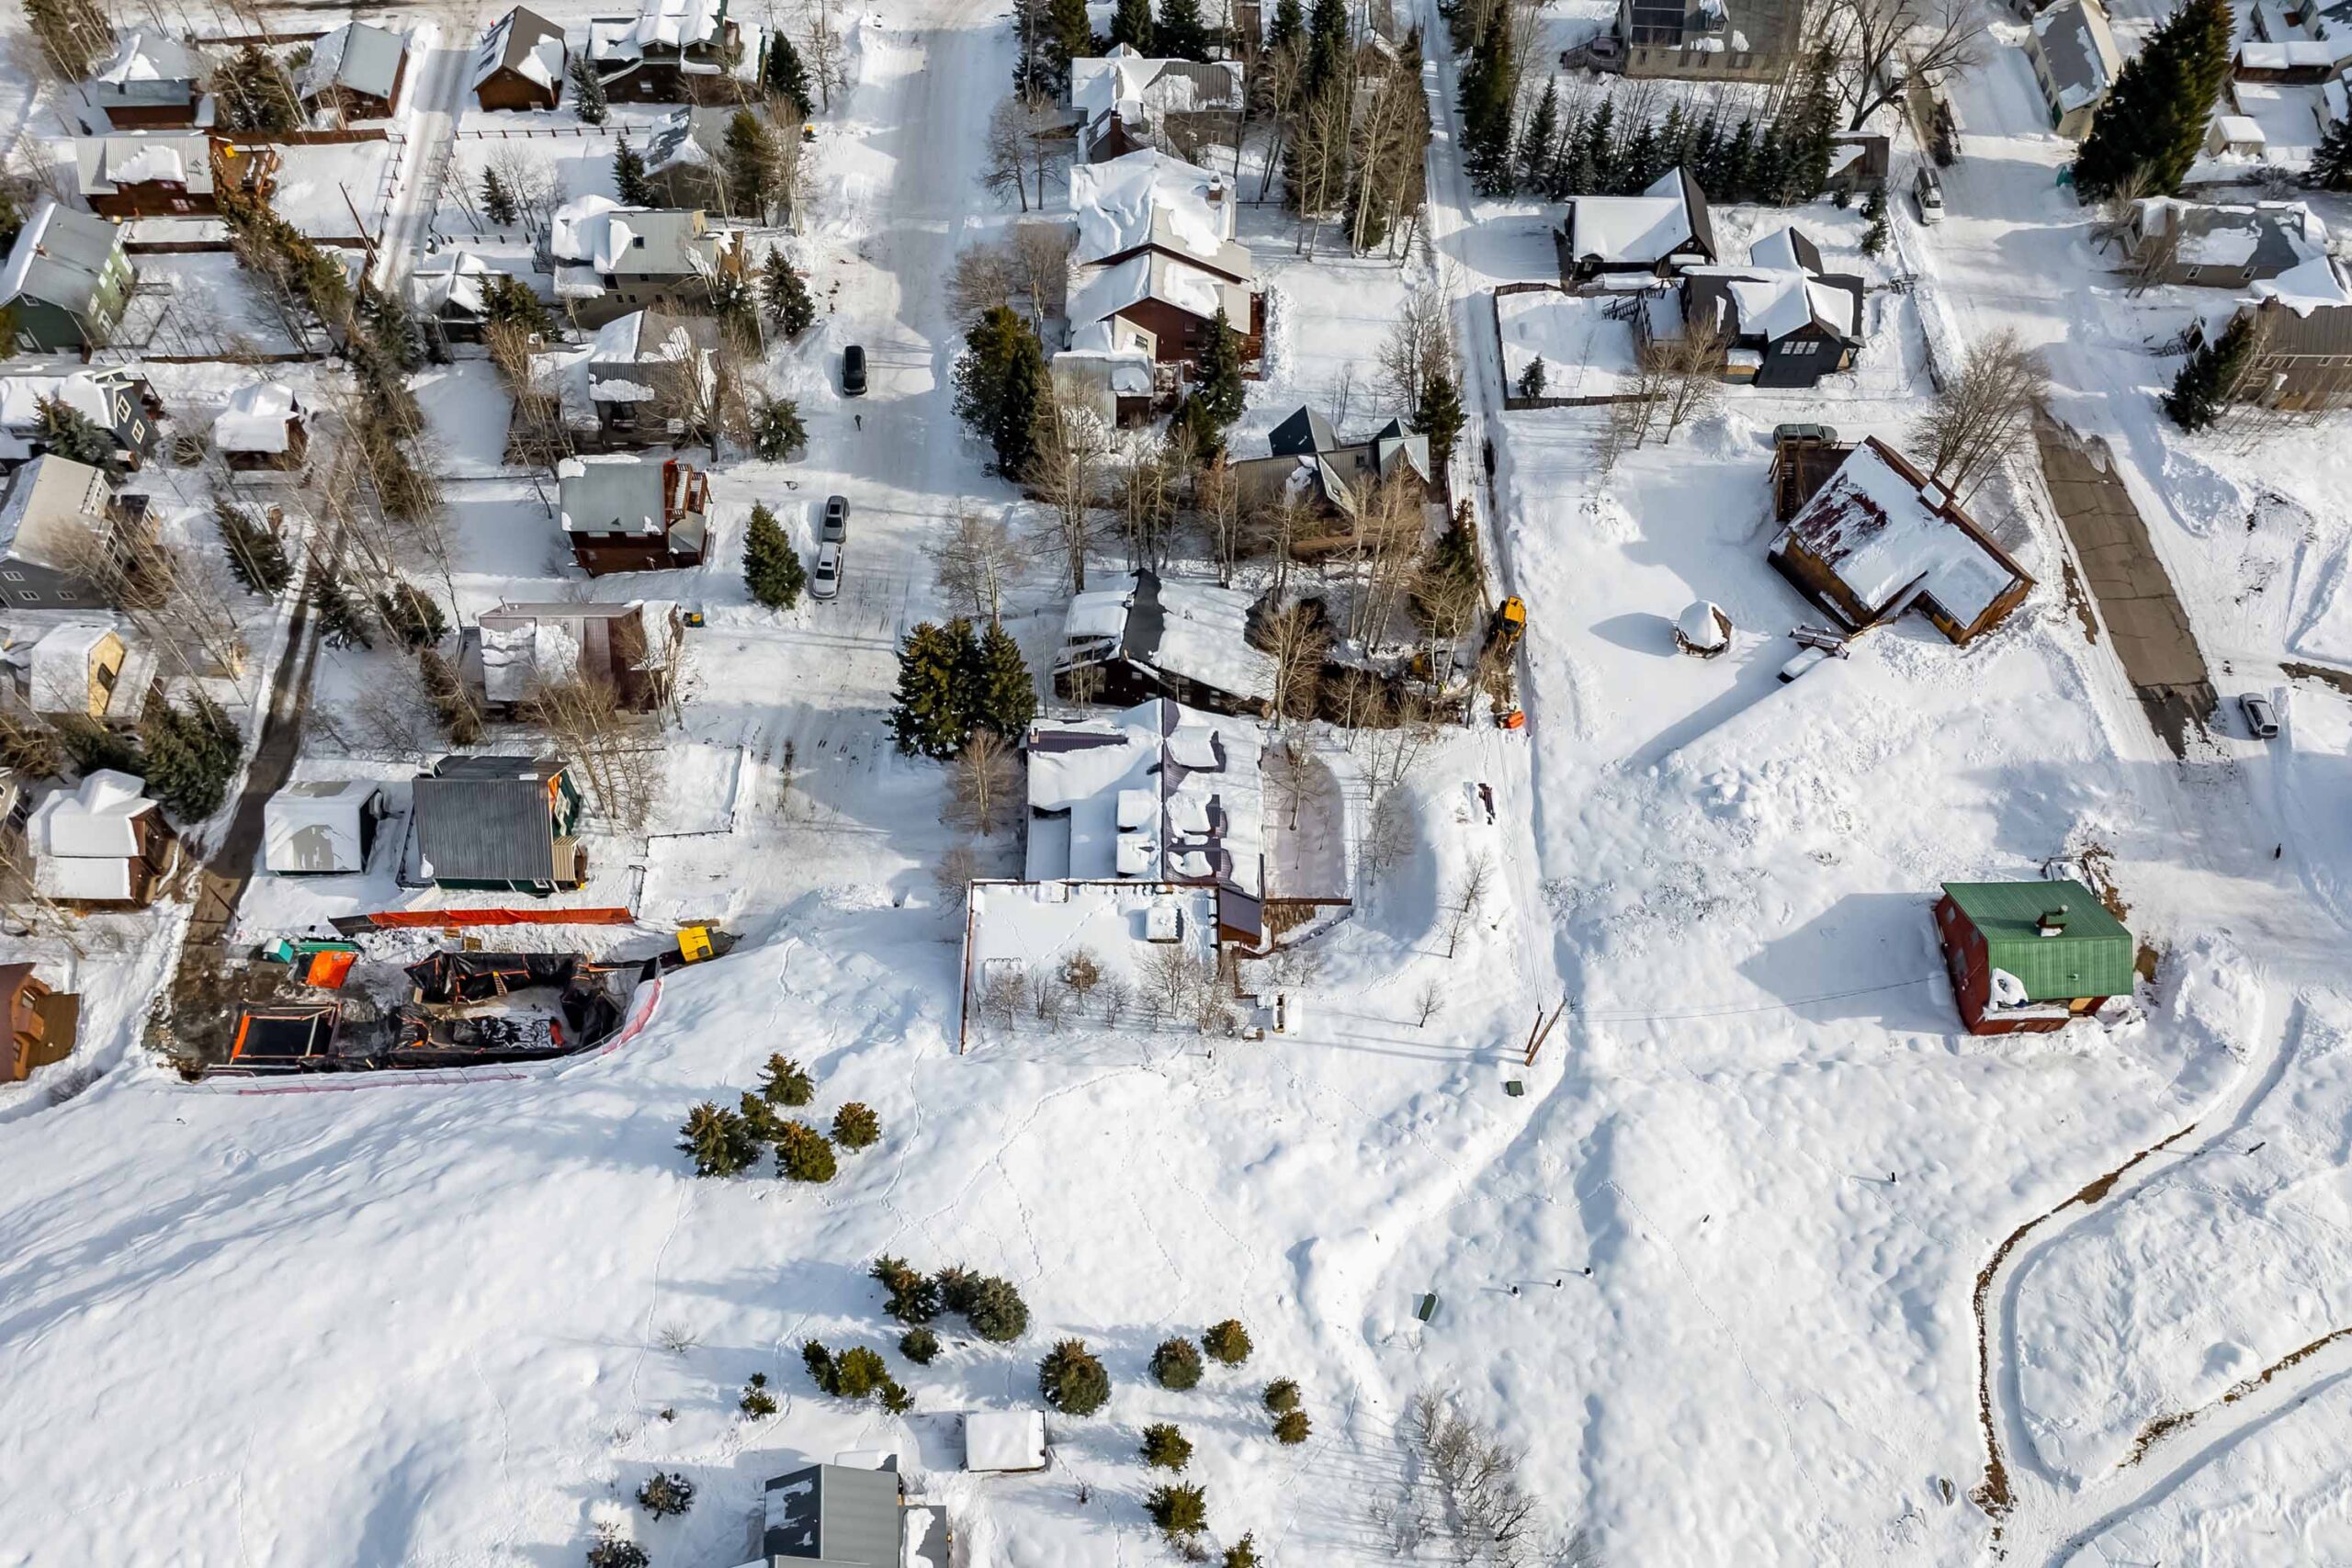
[1934,879,2133,1035]
[264,781,389,874]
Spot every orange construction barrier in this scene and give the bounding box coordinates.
[361,908,636,928]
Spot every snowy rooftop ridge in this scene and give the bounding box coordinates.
[1069,150,1241,272]
[1564,169,1713,266]
[1775,436,2030,633]
[1023,695,1264,902]
[215,382,300,454]
[2032,0,2122,112]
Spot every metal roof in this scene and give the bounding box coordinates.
[414,757,565,883]
[763,1462,902,1566]
[0,200,127,316]
[558,457,668,536]
[1941,879,2134,1000]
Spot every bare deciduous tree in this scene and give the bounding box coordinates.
[947,728,1019,835]
[1010,220,1073,323]
[1412,978,1443,1028]
[928,507,1023,621]
[982,94,1063,211]
[1443,851,1493,958]
[1263,601,1329,728]
[977,964,1024,1027]
[797,0,851,110]
[527,675,662,829]
[1657,322,1727,440]
[1408,1389,1548,1566]
[935,840,981,905]
[1378,286,1456,415]
[1197,457,1244,585]
[1031,395,1108,591]
[949,243,1023,323]
[1909,327,2050,497]
[1830,0,1986,130]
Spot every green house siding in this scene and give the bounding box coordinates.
[1940,879,2134,1000]
[8,299,89,352]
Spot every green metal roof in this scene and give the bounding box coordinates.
[1942,879,2135,1000]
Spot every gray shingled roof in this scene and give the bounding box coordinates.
[0,200,125,316]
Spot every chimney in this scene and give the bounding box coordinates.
[2037,906,2068,937]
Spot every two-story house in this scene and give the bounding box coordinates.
[555,453,708,573]
[0,200,137,353]
[541,196,738,326]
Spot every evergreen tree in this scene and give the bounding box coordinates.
[2073,0,2231,197]
[1151,1337,1204,1389]
[679,1101,761,1176]
[1193,307,1247,427]
[1170,392,1227,467]
[1514,356,1547,400]
[1719,115,1756,200]
[724,109,782,220]
[739,1089,784,1144]
[1517,78,1559,194]
[375,578,447,650]
[833,1101,881,1148]
[762,248,817,335]
[613,135,653,206]
[763,31,813,117]
[1203,1318,1252,1365]
[636,1472,695,1518]
[1576,100,1615,197]
[357,279,424,371]
[1223,1534,1261,1568]
[1414,371,1464,474]
[568,55,609,124]
[1144,1483,1208,1539]
[1272,1408,1311,1443]
[1038,1338,1112,1416]
[1158,0,1213,58]
[872,1257,942,1323]
[1141,1423,1193,1470]
[1046,0,1096,85]
[940,1267,1030,1340]
[481,274,556,338]
[1860,186,1889,256]
[1304,0,1348,96]
[1614,117,1661,194]
[1457,19,1519,195]
[586,1534,650,1568]
[752,398,808,460]
[748,493,813,603]
[1768,49,1837,203]
[1688,106,1724,195]
[0,186,20,257]
[889,619,974,759]
[481,166,520,227]
[1110,0,1154,50]
[775,1121,838,1182]
[32,396,117,473]
[1658,100,1692,171]
[214,502,291,595]
[1261,1378,1302,1412]
[2164,311,2255,430]
[829,1346,889,1398]
[422,649,481,744]
[741,1371,779,1416]
[2312,116,2352,190]
[899,1326,941,1363]
[952,307,1046,479]
[760,1052,815,1106]
[1267,0,1304,53]
[213,44,300,133]
[140,694,239,819]
[970,619,1037,737]
[310,562,373,649]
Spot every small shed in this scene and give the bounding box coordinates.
[215,382,308,471]
[2207,114,2268,156]
[1934,879,2134,1035]
[0,962,76,1082]
[1674,600,1730,657]
[964,1409,1049,1472]
[264,780,389,874]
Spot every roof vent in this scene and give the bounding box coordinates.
[2038,906,2068,936]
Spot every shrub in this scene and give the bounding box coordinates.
[1144,1482,1208,1539]
[741,1371,778,1417]
[832,1346,889,1398]
[1261,1379,1301,1414]
[940,1267,1029,1341]
[801,1341,834,1389]
[880,1380,914,1414]
[1203,1319,1252,1366]
[585,1529,650,1568]
[635,1471,695,1517]
[872,1257,940,1324]
[1150,1337,1204,1391]
[1272,1409,1309,1445]
[760,1054,815,1106]
[1037,1337,1111,1416]
[775,1121,837,1183]
[899,1327,942,1364]
[833,1101,882,1149]
[1223,1534,1260,1568]
[1140,1422,1193,1471]
[738,1090,785,1144]
[678,1102,760,1177]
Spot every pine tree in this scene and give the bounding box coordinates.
[759,1052,816,1106]
[1192,307,1247,428]
[739,1089,784,1144]
[741,1371,780,1416]
[214,502,291,595]
[762,248,816,335]
[1223,1534,1261,1568]
[1267,0,1305,51]
[1109,0,1154,49]
[1157,0,1212,58]
[0,186,20,257]
[1860,186,1889,256]
[969,618,1036,736]
[833,1102,881,1148]
[614,135,652,206]
[1141,1423,1193,1470]
[752,398,807,460]
[310,562,373,649]
[1415,371,1464,473]
[1615,118,1661,195]
[481,166,520,227]
[1203,1318,1252,1365]
[899,1326,942,1363]
[939,1268,1030,1340]
[213,44,300,132]
[742,502,808,609]
[873,1257,942,1322]
[1719,115,1756,201]
[1151,1337,1204,1389]
[1688,107,1724,195]
[140,694,239,819]
[1261,1378,1302,1412]
[1047,0,1096,84]
[679,1102,761,1176]
[1576,100,1615,197]
[1658,100,1692,171]
[568,54,609,123]
[1144,1483,1208,1539]
[2164,311,2255,430]
[1272,1408,1310,1444]
[2073,0,2231,197]
[1518,78,1559,194]
[1038,1338,1112,1416]
[375,579,447,650]
[764,31,814,117]
[1514,356,1547,399]
[1304,0,1348,96]
[775,1121,838,1183]
[481,274,555,338]
[724,109,782,220]
[952,307,1046,479]
[1457,19,1519,195]
[2313,117,2352,190]
[889,620,968,759]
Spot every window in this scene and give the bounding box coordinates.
[1,571,19,582]
[17,592,36,602]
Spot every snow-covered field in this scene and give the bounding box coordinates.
[1,0,2351,1562]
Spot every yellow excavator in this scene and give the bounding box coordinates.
[1484,597,1526,729]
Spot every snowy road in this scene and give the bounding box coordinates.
[374,30,468,292]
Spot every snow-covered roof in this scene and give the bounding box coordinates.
[475,6,566,92]
[548,197,718,277]
[2236,38,2338,68]
[28,768,153,859]
[557,456,668,536]
[1677,601,1728,651]
[300,22,407,105]
[477,603,642,705]
[34,853,132,900]
[2211,113,2267,150]
[964,1409,1048,1472]
[1070,48,1242,120]
[1024,694,1265,899]
[2249,254,2352,310]
[1070,149,1241,272]
[74,135,212,196]
[0,371,114,434]
[1776,437,2027,630]
[214,382,300,453]
[594,0,729,59]
[1566,170,1702,264]
[0,199,127,316]
[1069,251,1251,332]
[26,621,115,713]
[1056,569,1275,709]
[643,107,729,175]
[408,250,495,318]
[263,780,382,874]
[2031,0,2121,113]
[90,28,198,86]
[2135,198,2330,278]
[0,455,113,571]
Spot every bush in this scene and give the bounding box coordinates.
[1150,1337,1204,1391]
[738,1090,783,1144]
[741,1371,778,1417]
[1140,1422,1193,1470]
[1037,1337,1111,1416]
[940,1267,1029,1341]
[1203,1319,1252,1366]
[899,1326,942,1364]
[752,397,808,461]
[1272,1408,1310,1445]
[872,1257,941,1324]
[678,1102,760,1177]
[1261,1379,1301,1414]
[585,1529,650,1568]
[833,1101,882,1149]
[760,1053,815,1106]
[880,1379,914,1414]
[1144,1482,1208,1539]
[832,1346,889,1398]
[636,1471,695,1517]
[775,1121,837,1182]
[1223,1533,1260,1568]
[800,1341,834,1389]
